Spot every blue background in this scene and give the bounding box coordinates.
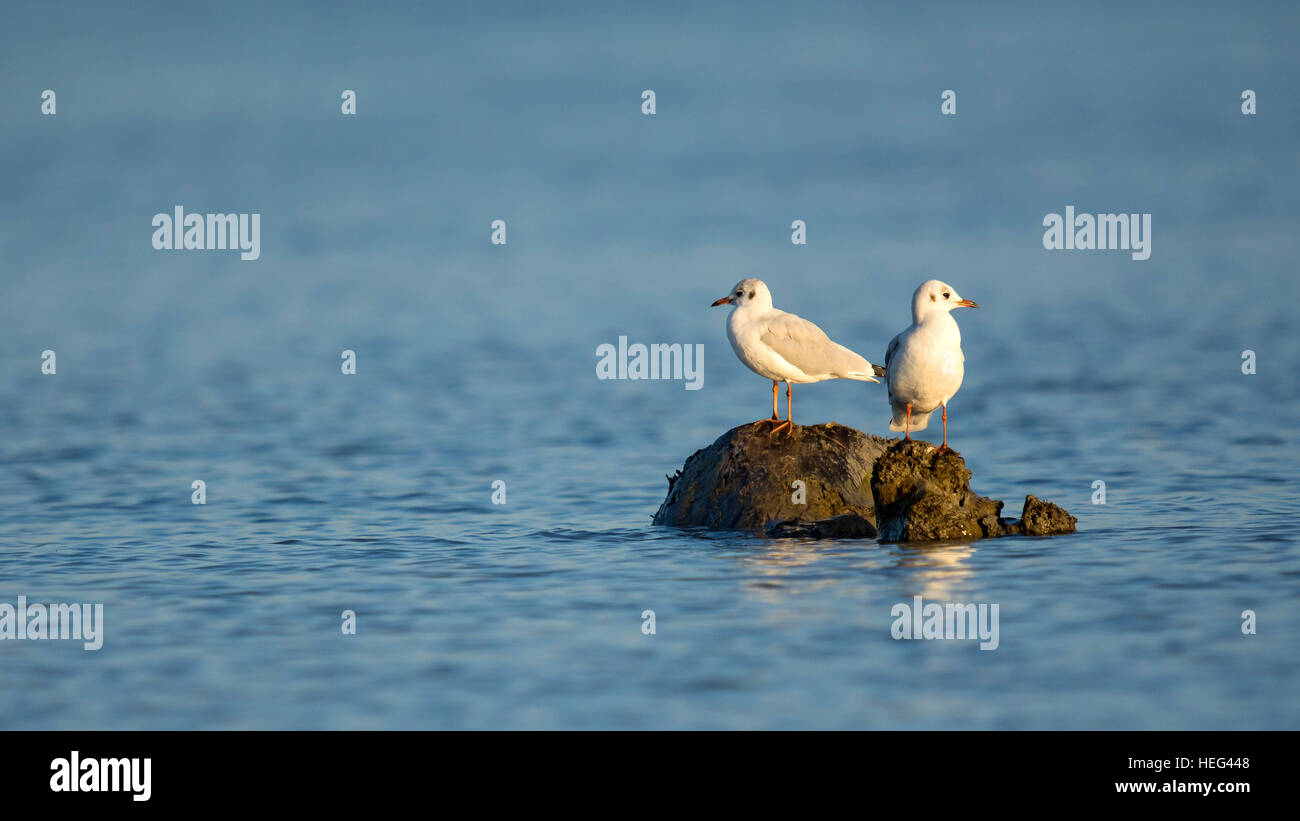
[1,0,1297,728]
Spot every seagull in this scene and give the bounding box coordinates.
[712,278,884,434]
[884,279,979,451]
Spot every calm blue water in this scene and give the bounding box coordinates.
[2,1,1298,729]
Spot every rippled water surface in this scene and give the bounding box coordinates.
[2,2,1298,729]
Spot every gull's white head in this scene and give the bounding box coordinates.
[712,278,773,312]
[912,279,978,323]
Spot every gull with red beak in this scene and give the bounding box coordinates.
[883,279,979,451]
[712,278,884,434]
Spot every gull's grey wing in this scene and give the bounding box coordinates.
[758,311,876,378]
[883,333,902,401]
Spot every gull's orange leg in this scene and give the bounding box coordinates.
[936,404,950,453]
[771,381,793,435]
[755,380,784,429]
[904,403,912,441]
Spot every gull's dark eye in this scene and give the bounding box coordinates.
[943,291,950,299]
[736,290,743,296]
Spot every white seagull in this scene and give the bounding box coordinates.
[712,278,884,434]
[884,279,979,451]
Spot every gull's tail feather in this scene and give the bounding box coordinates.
[872,364,886,378]
[889,404,933,432]
[836,345,882,383]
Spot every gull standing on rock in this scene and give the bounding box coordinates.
[884,279,979,451]
[712,278,884,434]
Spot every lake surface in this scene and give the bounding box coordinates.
[1,1,1297,729]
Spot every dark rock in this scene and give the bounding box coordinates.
[1020,494,1079,536]
[654,423,1076,542]
[871,440,1006,542]
[765,513,877,540]
[652,422,889,531]
[870,440,1076,542]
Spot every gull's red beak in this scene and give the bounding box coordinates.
[956,298,979,308]
[711,297,733,306]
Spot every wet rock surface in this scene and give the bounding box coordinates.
[870,440,1077,542]
[765,513,877,540]
[652,422,889,531]
[1020,494,1080,537]
[655,423,1076,542]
